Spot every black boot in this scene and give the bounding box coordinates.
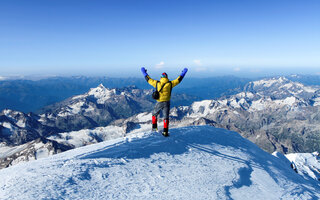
[162,119,169,137]
[162,127,169,137]
[152,123,158,131]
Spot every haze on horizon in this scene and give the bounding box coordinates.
[0,0,319,78]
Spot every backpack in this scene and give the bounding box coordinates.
[152,81,172,100]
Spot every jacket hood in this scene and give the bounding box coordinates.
[160,77,169,83]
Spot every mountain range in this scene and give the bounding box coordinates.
[171,77,320,153]
[1,74,319,113]
[1,76,320,185]
[0,75,251,113]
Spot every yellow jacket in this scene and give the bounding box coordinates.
[146,75,182,102]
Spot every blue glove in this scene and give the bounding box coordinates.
[180,68,188,77]
[141,67,148,77]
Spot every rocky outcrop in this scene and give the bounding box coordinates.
[0,137,72,169]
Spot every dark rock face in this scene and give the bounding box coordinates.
[0,109,59,145]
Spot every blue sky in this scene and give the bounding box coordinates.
[0,0,319,77]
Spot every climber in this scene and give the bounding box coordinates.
[141,67,188,137]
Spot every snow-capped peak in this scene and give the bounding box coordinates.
[87,84,118,104]
[244,76,318,103]
[2,109,16,116]
[88,83,115,96]
[98,83,105,88]
[252,76,289,88]
[251,76,317,93]
[58,84,120,117]
[0,109,27,128]
[40,83,153,127]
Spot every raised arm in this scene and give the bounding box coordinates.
[171,68,188,87]
[141,67,158,88]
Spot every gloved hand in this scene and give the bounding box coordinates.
[180,68,188,77]
[141,67,148,77]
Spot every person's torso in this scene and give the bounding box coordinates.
[157,78,172,102]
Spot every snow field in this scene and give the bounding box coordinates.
[0,126,320,200]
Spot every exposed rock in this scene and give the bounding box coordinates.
[0,137,72,169]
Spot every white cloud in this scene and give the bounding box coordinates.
[0,76,7,81]
[155,61,165,69]
[193,59,202,66]
[195,67,207,72]
[233,67,241,72]
[250,68,261,73]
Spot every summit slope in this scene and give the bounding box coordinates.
[0,126,319,200]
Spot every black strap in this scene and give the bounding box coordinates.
[157,81,173,97]
[169,81,172,98]
[158,82,168,92]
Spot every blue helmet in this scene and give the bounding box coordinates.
[161,72,168,78]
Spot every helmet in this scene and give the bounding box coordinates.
[161,72,168,78]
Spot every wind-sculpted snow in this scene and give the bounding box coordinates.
[286,152,320,181]
[0,126,319,200]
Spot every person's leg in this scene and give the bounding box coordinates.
[162,101,170,136]
[152,102,164,130]
[152,115,157,130]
